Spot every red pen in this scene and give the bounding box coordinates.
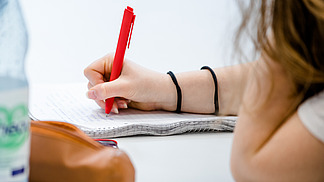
[105,6,135,114]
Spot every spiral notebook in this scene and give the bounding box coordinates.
[29,83,237,138]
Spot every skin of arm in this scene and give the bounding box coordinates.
[173,61,254,115]
[84,54,254,114]
[230,57,324,181]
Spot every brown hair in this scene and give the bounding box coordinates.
[235,0,324,104]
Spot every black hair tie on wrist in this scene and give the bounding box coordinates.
[167,71,182,113]
[201,66,219,115]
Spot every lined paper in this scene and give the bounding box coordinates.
[29,83,236,138]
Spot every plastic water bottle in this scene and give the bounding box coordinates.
[0,0,30,181]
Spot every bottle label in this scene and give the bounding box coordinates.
[0,87,29,181]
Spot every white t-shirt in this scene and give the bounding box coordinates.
[298,90,324,143]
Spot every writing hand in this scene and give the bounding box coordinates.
[84,54,175,114]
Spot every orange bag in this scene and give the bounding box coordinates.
[29,120,135,182]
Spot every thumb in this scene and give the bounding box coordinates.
[87,80,125,100]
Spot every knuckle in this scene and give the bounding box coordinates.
[100,84,109,99]
[87,82,92,90]
[83,68,90,77]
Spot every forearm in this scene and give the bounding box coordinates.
[166,70,215,113]
[159,61,255,115]
[215,61,255,115]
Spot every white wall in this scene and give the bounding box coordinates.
[21,0,241,84]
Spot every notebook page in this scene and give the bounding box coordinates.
[29,83,236,137]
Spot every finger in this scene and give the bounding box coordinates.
[84,62,106,86]
[128,101,156,111]
[128,101,145,110]
[110,102,119,114]
[84,54,115,86]
[115,98,128,109]
[95,100,105,109]
[95,99,124,113]
[87,83,127,111]
[87,80,127,101]
[87,82,93,90]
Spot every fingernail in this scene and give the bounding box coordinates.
[87,90,97,100]
[118,103,128,109]
[122,103,128,109]
[112,107,119,114]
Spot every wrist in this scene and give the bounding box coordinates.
[155,73,177,111]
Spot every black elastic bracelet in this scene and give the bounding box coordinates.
[167,71,182,113]
[201,66,219,115]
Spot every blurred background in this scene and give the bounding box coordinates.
[20,1,245,181]
[21,0,242,85]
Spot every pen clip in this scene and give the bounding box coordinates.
[127,15,136,49]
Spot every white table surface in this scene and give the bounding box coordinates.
[21,0,241,181]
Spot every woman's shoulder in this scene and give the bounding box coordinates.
[298,90,324,143]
